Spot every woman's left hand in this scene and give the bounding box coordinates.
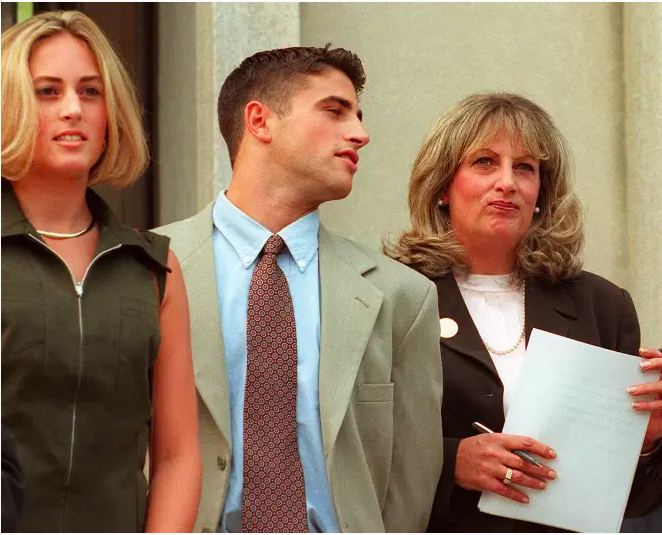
[629,347,662,450]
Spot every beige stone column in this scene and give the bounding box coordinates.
[211,3,300,195]
[156,3,299,224]
[623,3,662,346]
[156,3,216,225]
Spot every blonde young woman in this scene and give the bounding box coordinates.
[385,93,662,532]
[1,12,200,532]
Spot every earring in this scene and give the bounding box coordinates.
[534,206,540,214]
[438,197,448,207]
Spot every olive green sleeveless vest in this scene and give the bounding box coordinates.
[1,180,170,532]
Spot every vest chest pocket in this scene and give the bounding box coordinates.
[2,294,47,355]
[1,273,47,363]
[1,253,47,355]
[1,277,48,407]
[116,296,160,411]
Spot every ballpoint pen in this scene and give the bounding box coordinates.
[472,421,544,468]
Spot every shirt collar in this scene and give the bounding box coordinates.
[212,190,319,272]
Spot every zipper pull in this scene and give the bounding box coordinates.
[75,282,83,297]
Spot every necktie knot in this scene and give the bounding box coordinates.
[263,234,285,256]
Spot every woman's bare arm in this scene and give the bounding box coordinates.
[145,250,201,532]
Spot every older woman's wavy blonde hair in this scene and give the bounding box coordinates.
[384,92,584,284]
[1,10,147,186]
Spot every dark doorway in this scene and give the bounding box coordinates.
[3,2,157,229]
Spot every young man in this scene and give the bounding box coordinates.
[156,46,443,533]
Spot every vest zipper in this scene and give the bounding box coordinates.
[27,235,122,530]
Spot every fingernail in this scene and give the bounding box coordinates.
[641,361,651,369]
[548,449,557,458]
[628,386,637,394]
[538,481,546,489]
[548,470,557,479]
[632,402,642,409]
[522,496,530,504]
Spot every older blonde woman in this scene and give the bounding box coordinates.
[1,11,200,532]
[385,93,662,532]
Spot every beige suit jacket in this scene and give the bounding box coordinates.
[156,203,443,532]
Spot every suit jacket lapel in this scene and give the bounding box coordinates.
[178,205,232,445]
[524,277,577,344]
[435,273,499,378]
[318,227,383,457]
[436,274,578,364]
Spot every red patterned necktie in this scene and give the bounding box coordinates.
[243,235,308,533]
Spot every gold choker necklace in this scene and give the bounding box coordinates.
[36,219,95,239]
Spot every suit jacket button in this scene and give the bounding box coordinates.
[217,456,227,471]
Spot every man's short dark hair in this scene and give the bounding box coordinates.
[217,44,366,167]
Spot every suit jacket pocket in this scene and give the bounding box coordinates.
[354,382,394,508]
[356,382,394,403]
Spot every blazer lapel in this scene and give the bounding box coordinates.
[524,277,577,345]
[177,206,232,446]
[317,227,383,457]
[435,273,498,378]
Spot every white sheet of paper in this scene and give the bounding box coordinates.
[478,329,656,533]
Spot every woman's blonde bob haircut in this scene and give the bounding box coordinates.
[384,93,584,285]
[1,10,148,186]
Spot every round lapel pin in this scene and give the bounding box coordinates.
[439,318,458,338]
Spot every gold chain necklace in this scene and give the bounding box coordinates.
[36,218,95,239]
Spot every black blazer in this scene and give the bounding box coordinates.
[427,271,662,532]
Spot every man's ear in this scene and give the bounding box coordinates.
[244,100,273,143]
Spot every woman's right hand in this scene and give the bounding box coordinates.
[455,433,558,504]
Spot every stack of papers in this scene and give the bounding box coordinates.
[478,329,657,533]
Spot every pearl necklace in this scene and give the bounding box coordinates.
[479,282,526,356]
[36,218,95,239]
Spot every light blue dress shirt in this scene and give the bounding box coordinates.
[212,191,339,533]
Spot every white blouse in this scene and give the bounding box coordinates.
[454,271,525,415]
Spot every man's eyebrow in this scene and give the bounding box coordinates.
[318,95,363,122]
[32,75,102,83]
